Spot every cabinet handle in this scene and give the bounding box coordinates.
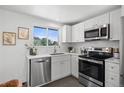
[61,62,64,64]
[111,66,114,69]
[111,77,114,80]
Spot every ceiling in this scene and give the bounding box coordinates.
[0,5,121,25]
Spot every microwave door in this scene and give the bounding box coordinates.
[84,28,100,41]
[99,24,110,39]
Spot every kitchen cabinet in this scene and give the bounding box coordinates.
[51,55,71,81]
[121,5,124,16]
[84,18,96,30]
[110,8,121,40]
[105,58,120,87]
[96,13,110,25]
[84,13,109,30]
[61,25,72,42]
[71,55,79,78]
[72,22,85,42]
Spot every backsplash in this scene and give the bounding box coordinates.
[69,40,120,53]
[36,43,70,55]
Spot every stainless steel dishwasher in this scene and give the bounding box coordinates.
[29,57,51,87]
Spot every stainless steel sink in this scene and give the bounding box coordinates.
[50,53,65,55]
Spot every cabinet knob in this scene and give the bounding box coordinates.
[111,66,114,69]
[120,74,124,78]
[111,77,114,80]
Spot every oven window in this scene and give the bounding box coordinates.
[101,27,107,37]
[79,59,104,82]
[85,29,99,38]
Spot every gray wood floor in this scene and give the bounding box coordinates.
[44,76,84,87]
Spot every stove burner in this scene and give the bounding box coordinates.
[79,51,113,61]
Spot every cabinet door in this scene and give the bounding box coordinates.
[62,25,72,42]
[60,60,71,77]
[97,13,110,26]
[72,22,84,42]
[72,25,78,42]
[122,5,124,16]
[77,22,85,42]
[84,18,97,30]
[61,26,66,42]
[71,55,79,78]
[51,61,61,81]
[51,55,71,81]
[110,8,121,40]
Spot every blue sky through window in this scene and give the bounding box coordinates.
[33,27,46,39]
[48,28,59,42]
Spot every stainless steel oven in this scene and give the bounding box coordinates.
[84,24,110,41]
[78,47,113,87]
[79,57,104,87]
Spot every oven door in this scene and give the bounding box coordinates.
[79,58,104,86]
[84,28,100,41]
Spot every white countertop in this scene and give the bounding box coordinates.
[105,57,120,64]
[26,52,81,60]
[65,52,81,55]
[26,54,51,59]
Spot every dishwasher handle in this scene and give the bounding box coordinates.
[32,59,50,63]
[31,57,51,63]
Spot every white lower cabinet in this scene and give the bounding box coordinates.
[51,55,71,81]
[105,58,120,87]
[71,55,79,78]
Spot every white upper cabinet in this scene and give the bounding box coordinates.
[121,5,124,16]
[72,22,85,42]
[84,13,110,30]
[84,18,97,30]
[96,13,110,25]
[110,8,121,40]
[61,8,121,42]
[61,25,72,42]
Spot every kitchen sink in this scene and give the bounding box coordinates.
[50,53,65,55]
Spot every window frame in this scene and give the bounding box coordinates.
[33,26,60,47]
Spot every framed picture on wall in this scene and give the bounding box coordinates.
[18,27,29,40]
[3,32,16,45]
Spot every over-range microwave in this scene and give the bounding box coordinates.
[84,24,110,41]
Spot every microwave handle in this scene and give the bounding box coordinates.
[99,27,101,37]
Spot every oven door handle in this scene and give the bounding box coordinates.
[79,57,103,65]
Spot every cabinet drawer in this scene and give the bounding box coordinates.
[105,58,120,64]
[52,55,70,62]
[105,72,119,83]
[105,62,119,74]
[105,81,119,87]
[105,82,113,87]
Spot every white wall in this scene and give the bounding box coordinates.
[0,9,69,83]
[69,40,119,53]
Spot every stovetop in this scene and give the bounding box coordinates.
[79,51,113,61]
[79,55,109,61]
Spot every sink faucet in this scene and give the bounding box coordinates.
[53,46,57,54]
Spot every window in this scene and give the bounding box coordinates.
[33,26,59,46]
[48,28,59,46]
[33,27,47,46]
